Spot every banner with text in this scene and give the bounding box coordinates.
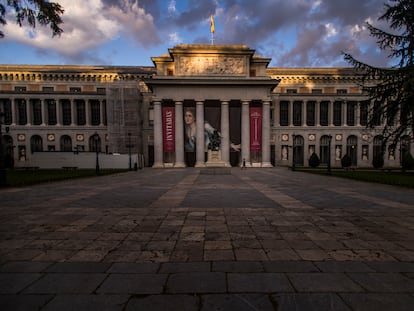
[249,107,262,152]
[162,106,175,152]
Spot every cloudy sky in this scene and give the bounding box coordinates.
[0,0,393,67]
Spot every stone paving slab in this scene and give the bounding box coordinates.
[1,167,414,310]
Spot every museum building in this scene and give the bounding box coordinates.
[0,44,412,169]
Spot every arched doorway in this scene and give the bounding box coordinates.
[60,135,72,151]
[347,135,358,166]
[293,135,304,166]
[30,135,43,153]
[1,135,14,168]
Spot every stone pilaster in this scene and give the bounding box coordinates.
[262,100,272,167]
[195,101,205,167]
[220,101,230,166]
[241,100,251,167]
[174,101,185,168]
[152,100,164,168]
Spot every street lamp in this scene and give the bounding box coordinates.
[92,132,100,175]
[292,134,296,171]
[327,134,332,175]
[0,111,6,187]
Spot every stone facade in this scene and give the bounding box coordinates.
[0,44,412,169]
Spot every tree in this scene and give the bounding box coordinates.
[342,0,414,147]
[0,0,64,38]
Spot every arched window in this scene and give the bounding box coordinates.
[320,135,331,164]
[89,134,101,152]
[346,135,358,166]
[30,135,43,153]
[60,135,72,152]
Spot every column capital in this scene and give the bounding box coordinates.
[242,100,250,104]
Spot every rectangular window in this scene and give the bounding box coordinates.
[42,86,54,92]
[293,101,302,126]
[90,100,100,126]
[96,87,106,94]
[280,101,289,126]
[346,101,356,126]
[76,100,86,125]
[46,99,57,125]
[70,87,81,93]
[0,99,12,124]
[306,101,316,126]
[320,101,329,126]
[333,101,342,126]
[15,86,27,92]
[61,99,71,125]
[312,89,322,94]
[360,101,369,126]
[32,99,42,125]
[336,89,348,95]
[17,99,27,125]
[286,89,297,94]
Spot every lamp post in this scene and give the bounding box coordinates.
[0,111,6,187]
[292,134,296,171]
[92,132,100,175]
[327,134,332,175]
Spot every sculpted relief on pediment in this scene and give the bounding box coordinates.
[177,56,246,76]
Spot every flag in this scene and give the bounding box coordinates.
[210,15,215,34]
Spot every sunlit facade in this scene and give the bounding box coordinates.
[0,44,411,169]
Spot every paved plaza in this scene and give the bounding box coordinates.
[1,167,414,310]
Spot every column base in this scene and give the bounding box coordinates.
[261,162,273,168]
[174,162,186,168]
[195,162,206,168]
[152,162,164,168]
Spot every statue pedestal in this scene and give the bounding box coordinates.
[205,150,227,167]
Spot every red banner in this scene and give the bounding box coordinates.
[162,106,175,152]
[250,107,262,152]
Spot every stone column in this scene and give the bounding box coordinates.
[195,101,205,167]
[289,100,293,126]
[221,100,230,166]
[40,99,46,126]
[71,98,76,126]
[56,99,61,126]
[26,98,31,125]
[152,100,164,168]
[174,101,185,168]
[342,101,347,126]
[11,98,16,125]
[329,101,334,126]
[302,101,306,126]
[273,97,280,127]
[241,100,251,167]
[85,100,90,126]
[99,100,104,126]
[315,100,320,127]
[262,100,272,167]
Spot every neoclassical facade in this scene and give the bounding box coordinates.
[0,44,412,169]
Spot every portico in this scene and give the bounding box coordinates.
[146,44,279,168]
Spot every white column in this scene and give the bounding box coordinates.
[342,101,347,126]
[221,100,230,167]
[195,101,205,167]
[302,101,306,126]
[174,101,185,168]
[273,98,280,127]
[262,100,272,167]
[241,100,251,167]
[356,101,361,126]
[289,100,293,126]
[152,100,164,168]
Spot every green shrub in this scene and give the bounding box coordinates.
[308,153,320,168]
[402,152,414,170]
[341,154,352,168]
[372,153,384,169]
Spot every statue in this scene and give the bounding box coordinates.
[208,130,221,151]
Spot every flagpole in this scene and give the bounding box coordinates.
[211,32,214,45]
[210,15,215,45]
